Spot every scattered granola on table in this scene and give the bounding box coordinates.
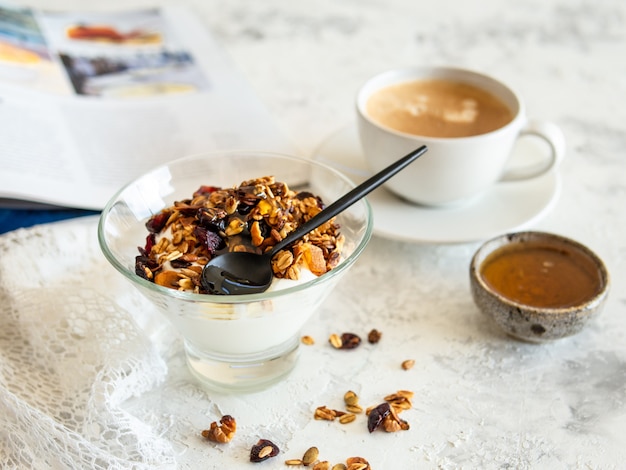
[135,176,344,293]
[301,335,315,345]
[313,388,412,437]
[201,415,236,443]
[367,329,382,344]
[328,332,361,350]
[284,446,371,470]
[250,439,280,462]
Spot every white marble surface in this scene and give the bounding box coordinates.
[5,0,626,468]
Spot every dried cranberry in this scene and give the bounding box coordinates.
[367,402,391,433]
[248,218,271,238]
[197,207,226,232]
[237,186,261,204]
[193,185,219,196]
[295,191,324,208]
[170,258,191,269]
[194,226,224,254]
[237,202,254,216]
[141,233,155,255]
[145,211,170,233]
[340,333,361,350]
[249,439,279,462]
[268,182,287,196]
[135,255,159,281]
[176,203,201,217]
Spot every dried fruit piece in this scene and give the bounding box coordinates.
[201,415,237,443]
[299,243,327,276]
[302,446,319,466]
[250,439,279,462]
[367,329,382,344]
[145,211,170,233]
[154,270,184,289]
[339,333,361,350]
[367,402,391,433]
[135,254,158,280]
[197,207,227,232]
[194,226,224,255]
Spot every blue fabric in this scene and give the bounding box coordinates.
[0,209,100,235]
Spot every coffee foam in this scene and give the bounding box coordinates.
[366,79,513,138]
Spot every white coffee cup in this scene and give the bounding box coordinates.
[356,66,565,207]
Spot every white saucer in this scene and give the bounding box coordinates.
[311,124,561,244]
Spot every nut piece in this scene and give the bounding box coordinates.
[285,459,304,466]
[367,329,382,344]
[329,334,342,349]
[302,446,320,466]
[332,465,347,470]
[382,415,402,432]
[401,359,415,370]
[339,413,356,424]
[313,461,331,470]
[314,406,337,421]
[249,439,279,462]
[344,390,363,413]
[343,390,358,406]
[385,391,413,411]
[301,335,315,345]
[382,406,410,433]
[346,404,363,414]
[346,457,371,470]
[201,415,236,443]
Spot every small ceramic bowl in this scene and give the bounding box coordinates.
[470,231,610,342]
[99,150,373,391]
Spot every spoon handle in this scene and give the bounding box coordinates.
[271,145,428,254]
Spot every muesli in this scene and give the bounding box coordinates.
[135,176,344,294]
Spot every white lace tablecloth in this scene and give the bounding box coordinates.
[1,215,625,469]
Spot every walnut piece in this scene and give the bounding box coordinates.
[201,415,237,443]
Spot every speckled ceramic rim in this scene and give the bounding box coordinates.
[470,230,610,314]
[98,150,374,304]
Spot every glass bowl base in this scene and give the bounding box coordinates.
[184,336,300,393]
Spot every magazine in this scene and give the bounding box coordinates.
[0,2,294,209]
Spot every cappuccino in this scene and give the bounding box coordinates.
[366,79,513,138]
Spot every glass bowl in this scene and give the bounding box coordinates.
[98,150,373,392]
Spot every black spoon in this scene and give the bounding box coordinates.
[201,145,428,295]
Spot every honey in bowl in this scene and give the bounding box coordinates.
[470,231,609,342]
[480,241,604,308]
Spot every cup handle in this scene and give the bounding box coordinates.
[500,120,566,182]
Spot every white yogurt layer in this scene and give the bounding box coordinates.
[266,266,319,292]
